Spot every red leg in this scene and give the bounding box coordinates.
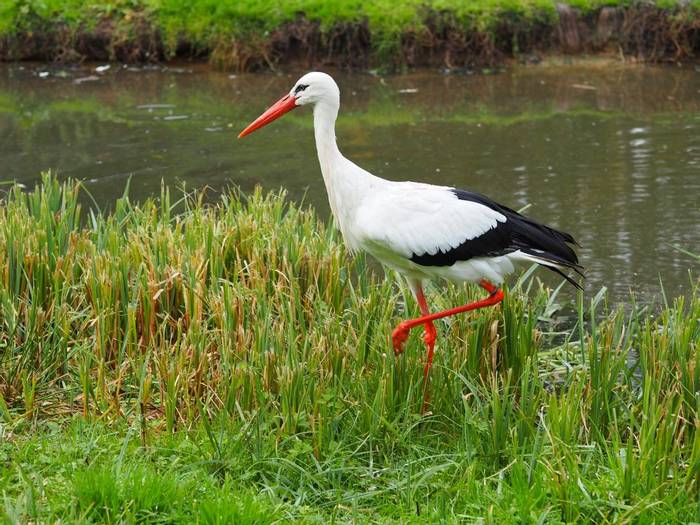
[391,279,504,359]
[414,286,437,380]
[392,285,434,357]
[415,286,437,412]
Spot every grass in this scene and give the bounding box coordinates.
[0,0,578,43]
[2,0,700,68]
[0,174,698,523]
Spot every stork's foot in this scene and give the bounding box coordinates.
[392,321,412,356]
[392,321,436,358]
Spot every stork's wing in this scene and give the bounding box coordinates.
[354,182,581,278]
[354,182,508,263]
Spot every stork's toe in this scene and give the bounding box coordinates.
[392,321,411,356]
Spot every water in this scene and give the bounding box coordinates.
[1,63,699,303]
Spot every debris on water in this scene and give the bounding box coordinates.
[571,83,597,90]
[74,75,99,84]
[136,104,175,110]
[205,127,223,132]
[630,127,648,134]
[522,53,542,65]
[162,115,189,121]
[38,71,49,78]
[440,67,474,75]
[95,65,110,73]
[513,165,527,172]
[398,88,418,94]
[228,74,237,79]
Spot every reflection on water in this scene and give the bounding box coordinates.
[1,63,699,302]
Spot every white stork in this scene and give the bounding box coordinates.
[239,72,583,395]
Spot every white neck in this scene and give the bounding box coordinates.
[312,100,379,249]
[313,101,342,189]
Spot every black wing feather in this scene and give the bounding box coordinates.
[410,189,583,285]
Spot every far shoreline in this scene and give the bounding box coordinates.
[2,3,700,72]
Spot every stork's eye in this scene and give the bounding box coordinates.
[294,84,309,95]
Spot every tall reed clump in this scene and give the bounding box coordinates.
[0,173,698,521]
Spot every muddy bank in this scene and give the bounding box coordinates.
[2,5,700,71]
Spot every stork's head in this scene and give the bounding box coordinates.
[238,72,339,138]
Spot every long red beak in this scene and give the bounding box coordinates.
[238,94,298,138]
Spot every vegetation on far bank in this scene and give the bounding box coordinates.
[0,175,698,523]
[2,0,700,70]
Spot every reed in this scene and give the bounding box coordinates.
[0,174,697,523]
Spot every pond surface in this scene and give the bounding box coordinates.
[1,63,699,303]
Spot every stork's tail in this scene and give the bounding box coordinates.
[507,213,584,290]
[519,251,585,290]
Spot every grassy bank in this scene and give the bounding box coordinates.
[0,175,698,522]
[1,1,700,70]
